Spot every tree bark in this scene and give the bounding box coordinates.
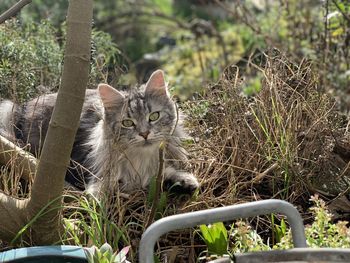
[0,0,93,245]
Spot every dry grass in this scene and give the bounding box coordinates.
[186,50,349,207]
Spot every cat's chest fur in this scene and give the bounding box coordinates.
[118,145,160,189]
[86,122,162,193]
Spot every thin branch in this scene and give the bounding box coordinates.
[214,0,277,48]
[252,162,278,184]
[323,0,330,66]
[331,0,350,23]
[0,0,32,24]
[214,0,261,35]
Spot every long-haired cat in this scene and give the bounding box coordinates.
[0,70,199,196]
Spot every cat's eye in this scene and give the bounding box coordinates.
[149,111,160,122]
[121,119,134,128]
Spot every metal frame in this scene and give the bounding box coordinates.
[139,199,306,263]
[234,248,350,263]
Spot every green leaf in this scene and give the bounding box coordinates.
[115,246,130,262]
[200,222,228,256]
[280,218,286,234]
[151,0,172,15]
[93,248,102,262]
[100,242,113,256]
[200,224,214,244]
[85,246,97,263]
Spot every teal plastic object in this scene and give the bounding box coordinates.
[0,245,88,263]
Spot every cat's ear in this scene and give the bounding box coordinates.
[145,70,169,97]
[98,84,125,108]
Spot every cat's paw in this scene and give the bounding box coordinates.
[164,172,199,195]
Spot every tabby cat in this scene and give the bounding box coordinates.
[0,70,199,196]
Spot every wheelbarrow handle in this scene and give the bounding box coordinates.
[139,199,306,263]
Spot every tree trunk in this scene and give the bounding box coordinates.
[0,0,93,245]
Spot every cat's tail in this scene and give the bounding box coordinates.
[0,99,17,140]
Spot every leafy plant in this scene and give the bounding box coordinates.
[272,216,287,245]
[62,195,129,249]
[0,19,123,102]
[89,29,123,87]
[0,19,62,102]
[85,243,130,263]
[161,27,244,100]
[306,195,350,248]
[198,195,350,257]
[229,221,270,253]
[275,195,350,249]
[199,222,228,256]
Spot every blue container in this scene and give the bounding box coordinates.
[0,245,88,263]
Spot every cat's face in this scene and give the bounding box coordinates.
[98,70,177,148]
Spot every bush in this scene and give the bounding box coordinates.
[0,19,123,102]
[0,19,62,102]
[275,195,350,250]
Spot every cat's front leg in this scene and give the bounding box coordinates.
[163,166,199,194]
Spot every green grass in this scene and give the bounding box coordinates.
[61,194,129,249]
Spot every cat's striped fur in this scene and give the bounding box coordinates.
[0,70,199,196]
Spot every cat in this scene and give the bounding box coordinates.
[0,70,199,196]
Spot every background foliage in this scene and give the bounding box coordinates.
[1,0,350,262]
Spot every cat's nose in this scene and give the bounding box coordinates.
[139,130,150,140]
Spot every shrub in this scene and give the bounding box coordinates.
[0,19,123,102]
[0,19,62,102]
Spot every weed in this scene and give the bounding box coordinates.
[61,194,129,249]
[199,222,228,256]
[275,195,350,249]
[271,216,287,245]
[229,221,270,253]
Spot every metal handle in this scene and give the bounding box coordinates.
[139,199,306,263]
